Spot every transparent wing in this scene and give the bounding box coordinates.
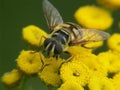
[70,29,110,45]
[42,0,63,31]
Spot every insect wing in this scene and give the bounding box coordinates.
[70,29,110,45]
[42,0,63,31]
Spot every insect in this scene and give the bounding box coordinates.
[42,0,110,58]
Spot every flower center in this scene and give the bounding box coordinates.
[29,59,33,64]
[117,42,120,45]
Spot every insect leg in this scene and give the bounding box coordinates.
[39,35,47,47]
[66,55,73,62]
[29,51,37,54]
[58,53,73,74]
[81,44,95,49]
[53,55,59,60]
[39,52,50,72]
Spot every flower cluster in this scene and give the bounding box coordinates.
[2,24,120,90]
[1,1,120,90]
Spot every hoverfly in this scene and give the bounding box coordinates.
[42,0,110,58]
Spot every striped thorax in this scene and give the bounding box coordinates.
[44,22,82,56]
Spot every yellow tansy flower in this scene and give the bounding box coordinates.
[60,61,90,86]
[72,53,107,76]
[107,33,120,52]
[88,75,115,90]
[112,72,120,90]
[58,81,84,90]
[97,50,120,73]
[38,58,65,87]
[67,46,92,56]
[22,25,48,47]
[84,41,103,49]
[1,69,21,86]
[98,0,120,8]
[74,5,113,30]
[17,50,43,74]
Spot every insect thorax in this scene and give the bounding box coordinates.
[43,23,82,56]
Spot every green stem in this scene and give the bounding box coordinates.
[17,75,27,90]
[47,86,53,90]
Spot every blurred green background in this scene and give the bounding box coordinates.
[0,0,120,90]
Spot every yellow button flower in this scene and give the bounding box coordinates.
[58,81,84,90]
[60,61,90,86]
[98,0,120,8]
[67,46,92,56]
[97,50,120,73]
[112,72,120,90]
[74,5,113,30]
[107,33,120,52]
[72,53,107,76]
[22,25,48,47]
[1,69,21,86]
[84,41,103,49]
[17,50,43,74]
[88,75,115,90]
[38,58,65,87]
